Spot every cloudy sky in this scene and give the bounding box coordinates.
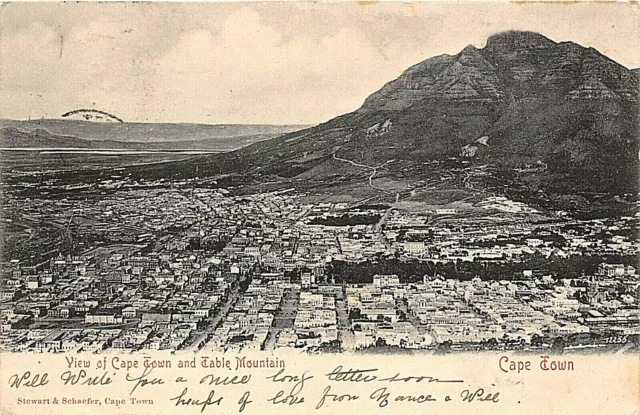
[1,2,638,125]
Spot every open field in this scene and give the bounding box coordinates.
[0,150,203,175]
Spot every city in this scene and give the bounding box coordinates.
[1,180,637,354]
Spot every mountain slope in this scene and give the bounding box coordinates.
[229,31,639,193]
[24,31,640,216]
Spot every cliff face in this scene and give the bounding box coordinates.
[360,45,505,110]
[360,31,638,111]
[332,31,639,186]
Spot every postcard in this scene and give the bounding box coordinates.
[0,2,638,414]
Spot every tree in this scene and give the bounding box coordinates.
[530,334,544,347]
[435,340,452,354]
[348,308,362,321]
[375,337,387,348]
[398,310,407,321]
[551,337,565,353]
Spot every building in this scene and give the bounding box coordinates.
[373,274,400,288]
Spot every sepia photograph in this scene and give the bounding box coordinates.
[0,2,639,413]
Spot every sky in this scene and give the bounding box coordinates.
[1,2,638,125]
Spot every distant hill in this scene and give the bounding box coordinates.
[0,119,307,150]
[0,119,307,143]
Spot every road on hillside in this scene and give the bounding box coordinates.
[332,153,395,190]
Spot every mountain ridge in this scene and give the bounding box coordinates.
[0,126,284,151]
[0,119,307,143]
[360,31,637,113]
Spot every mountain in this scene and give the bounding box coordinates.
[0,119,306,143]
[24,32,640,216]
[1,127,98,149]
[0,120,307,150]
[338,31,639,174]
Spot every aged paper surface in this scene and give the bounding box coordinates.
[0,2,639,414]
[1,352,639,414]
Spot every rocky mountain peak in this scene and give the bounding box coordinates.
[484,30,556,53]
[358,30,639,114]
[460,44,481,55]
